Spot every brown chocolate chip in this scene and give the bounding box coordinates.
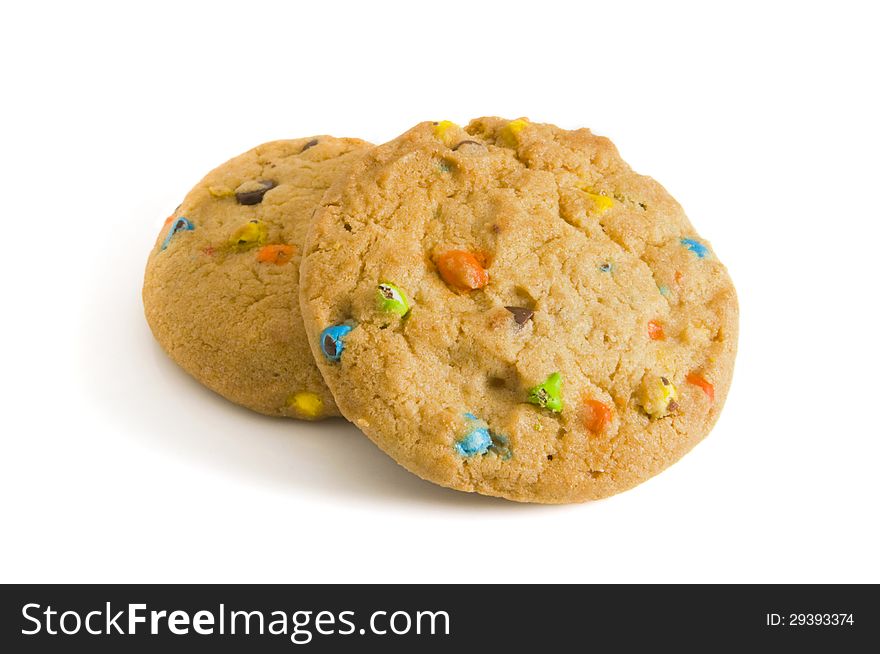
[660,376,670,385]
[235,180,277,205]
[452,140,482,151]
[301,139,319,153]
[505,306,534,325]
[322,334,338,358]
[667,400,680,413]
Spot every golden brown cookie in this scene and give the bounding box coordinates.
[300,118,738,501]
[143,137,371,418]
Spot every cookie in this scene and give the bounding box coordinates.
[143,137,371,418]
[300,118,738,502]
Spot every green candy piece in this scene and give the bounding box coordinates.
[376,282,410,316]
[527,372,563,412]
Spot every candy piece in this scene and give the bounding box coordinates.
[256,244,294,265]
[587,192,615,214]
[435,250,489,291]
[681,238,709,258]
[377,282,410,316]
[675,271,683,283]
[528,372,563,413]
[686,372,715,402]
[658,285,670,296]
[160,217,194,251]
[288,391,323,419]
[499,118,529,146]
[319,324,353,362]
[162,214,175,227]
[576,185,615,215]
[208,185,234,198]
[301,139,319,152]
[583,399,613,433]
[432,120,459,146]
[455,413,492,457]
[647,320,665,340]
[437,160,452,173]
[455,428,492,457]
[638,375,678,418]
[506,118,528,134]
[455,413,513,461]
[235,179,277,205]
[230,219,268,249]
[599,262,612,273]
[504,306,533,325]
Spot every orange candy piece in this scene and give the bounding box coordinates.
[686,372,715,402]
[647,320,665,340]
[583,399,613,433]
[256,244,295,265]
[435,250,489,291]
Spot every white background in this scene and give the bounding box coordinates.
[2,1,878,583]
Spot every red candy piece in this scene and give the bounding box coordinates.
[686,372,715,402]
[256,244,295,265]
[435,250,489,291]
[647,320,665,340]
[583,399,613,433]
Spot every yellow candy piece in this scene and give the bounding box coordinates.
[229,220,268,249]
[576,184,615,215]
[208,185,234,198]
[638,375,679,419]
[507,118,528,134]
[288,391,323,419]
[499,118,529,146]
[433,120,459,146]
[586,191,615,214]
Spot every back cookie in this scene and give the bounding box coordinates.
[144,137,371,419]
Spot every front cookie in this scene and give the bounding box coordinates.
[301,118,738,502]
[144,137,371,418]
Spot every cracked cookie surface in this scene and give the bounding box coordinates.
[300,118,738,501]
[144,137,371,418]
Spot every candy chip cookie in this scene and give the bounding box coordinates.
[144,137,371,418]
[300,118,738,502]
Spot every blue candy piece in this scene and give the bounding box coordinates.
[598,262,612,273]
[455,413,509,458]
[455,426,492,457]
[680,238,709,259]
[160,217,194,251]
[658,285,670,296]
[319,324,353,362]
